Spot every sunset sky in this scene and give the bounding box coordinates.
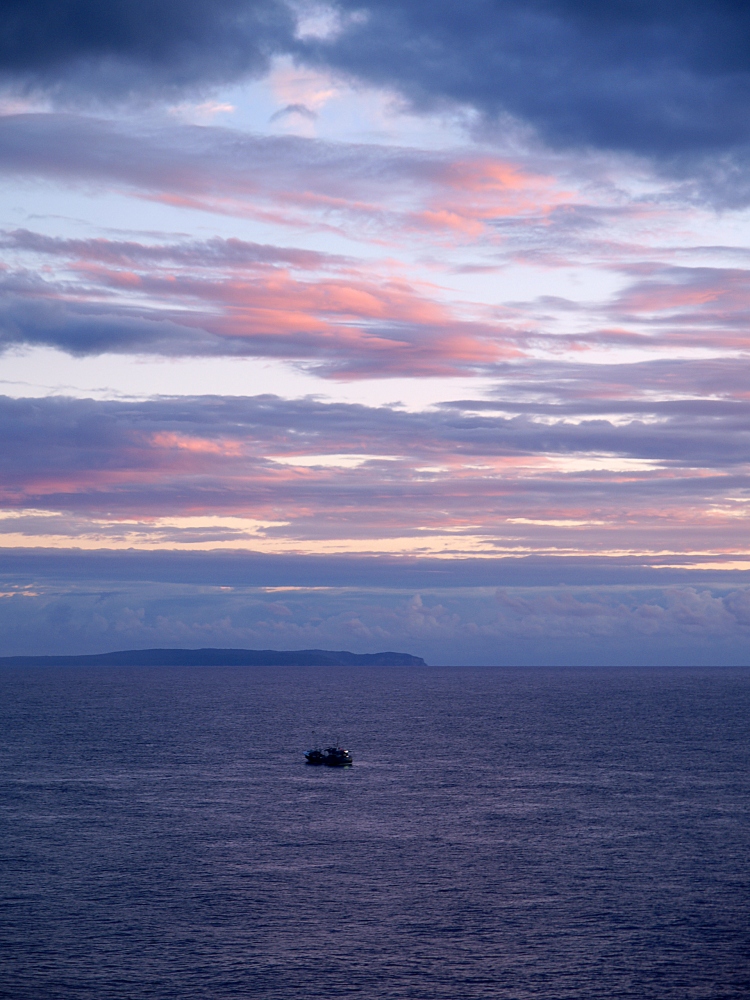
[3,1,750,663]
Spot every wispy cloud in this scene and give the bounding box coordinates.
[0,113,570,241]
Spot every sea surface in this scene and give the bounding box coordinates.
[1,665,749,999]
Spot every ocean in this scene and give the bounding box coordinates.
[1,664,748,999]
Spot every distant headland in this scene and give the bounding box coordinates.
[0,647,427,667]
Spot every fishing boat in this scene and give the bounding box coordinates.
[304,743,353,766]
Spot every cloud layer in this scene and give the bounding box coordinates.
[2,554,750,664]
[311,1,750,160]
[4,114,750,374]
[6,2,750,164]
[0,0,294,95]
[1,386,749,568]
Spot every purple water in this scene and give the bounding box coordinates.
[1,665,749,998]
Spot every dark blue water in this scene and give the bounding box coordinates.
[1,665,749,999]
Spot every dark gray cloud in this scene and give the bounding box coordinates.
[0,291,227,356]
[308,1,750,163]
[0,0,294,97]
[5,2,750,163]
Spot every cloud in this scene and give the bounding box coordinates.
[604,264,750,350]
[306,1,750,164]
[269,102,317,122]
[7,113,750,373]
[4,116,749,376]
[0,388,749,564]
[5,547,750,593]
[6,2,750,170]
[0,228,345,270]
[475,357,750,411]
[1,563,749,663]
[0,0,295,98]
[0,113,567,237]
[0,254,514,375]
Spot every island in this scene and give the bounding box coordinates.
[0,647,427,667]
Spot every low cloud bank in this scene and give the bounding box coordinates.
[1,565,749,665]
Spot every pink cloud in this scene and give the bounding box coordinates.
[0,385,748,568]
[150,432,244,456]
[2,235,523,375]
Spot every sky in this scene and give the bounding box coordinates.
[2,0,750,664]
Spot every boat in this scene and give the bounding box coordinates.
[304,743,353,766]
